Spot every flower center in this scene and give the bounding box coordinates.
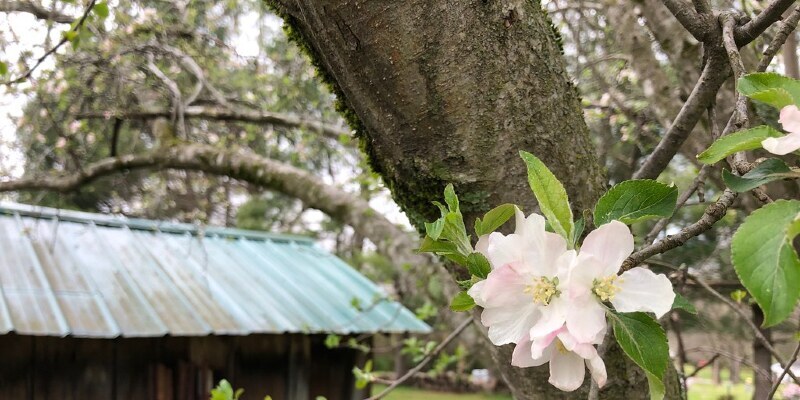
[555,339,568,354]
[592,275,623,302]
[524,276,560,305]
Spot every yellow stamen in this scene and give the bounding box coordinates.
[523,276,561,305]
[593,275,623,302]
[555,339,569,354]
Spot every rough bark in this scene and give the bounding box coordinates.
[265,1,669,398]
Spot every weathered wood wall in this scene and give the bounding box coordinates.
[0,333,368,400]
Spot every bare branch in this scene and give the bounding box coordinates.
[367,318,473,400]
[622,188,737,270]
[769,338,800,398]
[661,0,710,40]
[0,0,73,23]
[0,0,97,85]
[757,5,800,72]
[735,0,798,45]
[75,106,353,143]
[644,165,709,243]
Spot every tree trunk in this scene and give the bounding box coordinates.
[265,1,679,398]
[751,305,773,400]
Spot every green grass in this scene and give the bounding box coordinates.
[371,384,512,400]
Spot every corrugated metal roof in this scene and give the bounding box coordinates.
[0,202,430,338]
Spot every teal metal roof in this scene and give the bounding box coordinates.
[0,203,430,338]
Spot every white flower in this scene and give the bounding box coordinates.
[762,105,800,155]
[562,221,675,342]
[511,325,607,392]
[468,208,571,346]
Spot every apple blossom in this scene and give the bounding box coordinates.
[561,220,675,343]
[468,208,572,346]
[762,105,800,155]
[512,325,607,392]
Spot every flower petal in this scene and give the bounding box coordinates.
[475,234,491,258]
[549,345,586,392]
[474,263,530,307]
[586,355,607,388]
[557,330,599,360]
[762,133,800,156]
[512,334,551,368]
[483,303,539,345]
[530,297,568,339]
[780,105,800,134]
[467,280,486,306]
[486,232,529,272]
[531,327,562,359]
[565,296,607,343]
[580,220,634,276]
[611,267,675,318]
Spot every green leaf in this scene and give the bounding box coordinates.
[450,291,476,312]
[671,293,697,314]
[610,312,669,400]
[62,31,79,42]
[466,252,491,279]
[738,73,800,107]
[732,200,800,326]
[444,183,459,213]
[425,218,444,240]
[519,151,573,241]
[475,203,516,236]
[572,216,586,248]
[594,180,678,226]
[93,1,109,18]
[0,61,7,76]
[723,158,800,192]
[646,373,666,400]
[747,88,795,109]
[697,125,784,164]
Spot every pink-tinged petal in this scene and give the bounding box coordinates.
[515,208,546,240]
[512,334,552,367]
[530,296,568,339]
[612,267,675,318]
[762,133,800,155]
[565,296,607,343]
[483,304,539,345]
[586,356,608,388]
[531,326,563,359]
[475,234,491,258]
[556,330,598,360]
[568,253,604,293]
[487,233,530,273]
[476,263,530,307]
[467,280,486,306]
[580,220,634,276]
[549,345,586,392]
[780,105,800,134]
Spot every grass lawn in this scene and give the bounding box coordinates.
[371,384,512,400]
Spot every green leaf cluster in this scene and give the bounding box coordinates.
[210,380,244,400]
[594,180,677,226]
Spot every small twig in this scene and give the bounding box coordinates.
[0,0,98,85]
[623,189,737,270]
[757,5,800,72]
[686,347,773,381]
[366,318,472,400]
[685,354,720,378]
[720,12,749,131]
[768,338,800,399]
[689,274,800,385]
[645,166,709,244]
[735,0,798,45]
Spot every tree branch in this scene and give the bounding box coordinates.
[75,106,353,143]
[769,338,800,398]
[661,0,710,40]
[735,0,798,45]
[757,5,800,72]
[0,0,73,23]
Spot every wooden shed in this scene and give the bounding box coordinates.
[0,203,430,400]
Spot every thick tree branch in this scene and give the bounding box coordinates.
[0,0,73,23]
[661,0,710,40]
[757,5,800,72]
[0,143,409,260]
[76,106,352,143]
[735,0,798,45]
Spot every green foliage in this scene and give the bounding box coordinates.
[93,1,110,19]
[697,126,783,164]
[210,380,244,400]
[324,334,341,348]
[353,360,374,389]
[402,338,437,363]
[420,184,472,264]
[466,252,491,279]
[414,301,438,321]
[722,158,800,192]
[593,180,677,226]
[0,61,7,75]
[609,312,669,400]
[738,72,800,107]
[731,200,800,326]
[450,291,476,312]
[671,293,697,315]
[474,204,516,236]
[519,151,574,243]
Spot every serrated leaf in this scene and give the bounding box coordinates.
[610,312,669,399]
[671,293,697,314]
[450,291,476,312]
[738,73,800,107]
[747,88,795,109]
[425,218,444,240]
[519,151,573,242]
[466,252,491,279]
[475,203,515,236]
[418,236,456,253]
[697,125,784,164]
[594,180,678,226]
[444,183,459,213]
[723,158,800,192]
[732,200,800,326]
